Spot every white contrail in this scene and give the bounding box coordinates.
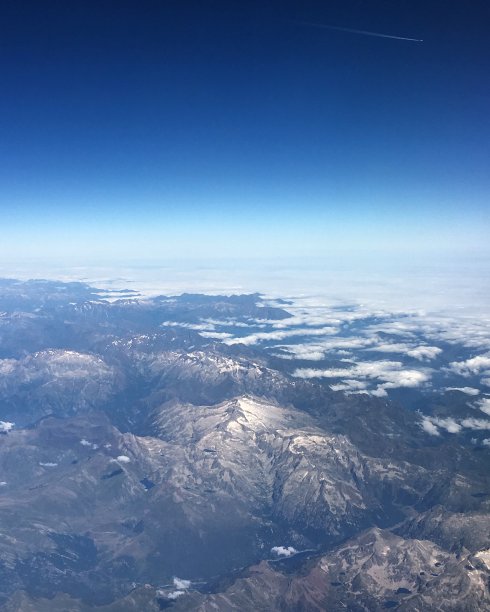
[299,21,423,43]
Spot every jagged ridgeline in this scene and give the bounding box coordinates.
[0,280,488,611]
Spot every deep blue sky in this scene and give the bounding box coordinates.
[1,0,489,261]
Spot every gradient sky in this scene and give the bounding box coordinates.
[1,0,489,262]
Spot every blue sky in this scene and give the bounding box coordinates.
[0,0,489,263]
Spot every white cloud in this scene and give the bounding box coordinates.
[224,326,339,346]
[365,321,417,338]
[476,398,490,416]
[294,367,352,379]
[420,417,440,436]
[406,346,442,360]
[461,417,490,430]
[115,455,131,463]
[173,577,191,590]
[167,591,185,600]
[80,438,92,446]
[198,331,233,339]
[365,342,441,361]
[444,387,480,395]
[0,421,14,433]
[430,417,462,434]
[274,337,374,361]
[294,360,430,392]
[255,302,377,331]
[286,349,326,361]
[330,379,367,392]
[161,321,216,331]
[367,313,490,354]
[448,354,490,376]
[39,462,58,467]
[271,546,298,557]
[421,413,490,435]
[202,318,259,328]
[365,342,412,354]
[269,314,343,329]
[378,369,429,388]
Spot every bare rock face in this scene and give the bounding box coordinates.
[164,529,490,611]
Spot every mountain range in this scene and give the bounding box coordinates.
[0,279,488,610]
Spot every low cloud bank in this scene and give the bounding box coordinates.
[294,360,430,396]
